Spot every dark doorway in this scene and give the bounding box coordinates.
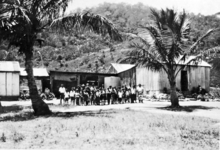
[42,79,50,92]
[181,71,188,91]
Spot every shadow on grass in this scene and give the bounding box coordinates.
[157,105,216,112]
[0,107,118,122]
[0,105,24,114]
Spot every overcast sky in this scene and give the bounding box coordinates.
[66,0,219,16]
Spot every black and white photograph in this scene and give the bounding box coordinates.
[0,0,220,149]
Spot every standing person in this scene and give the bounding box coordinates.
[59,84,65,105]
[118,89,123,104]
[137,84,144,103]
[83,89,90,106]
[64,89,70,104]
[122,88,126,104]
[131,85,136,103]
[109,86,113,105]
[126,88,131,103]
[90,86,96,105]
[112,87,118,104]
[100,87,107,105]
[70,87,76,105]
[106,87,111,105]
[75,89,81,106]
[95,89,101,105]
[80,88,84,106]
[85,83,91,96]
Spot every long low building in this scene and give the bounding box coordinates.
[108,56,211,95]
[49,70,118,97]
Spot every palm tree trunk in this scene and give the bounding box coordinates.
[0,102,3,113]
[169,73,179,107]
[25,51,51,116]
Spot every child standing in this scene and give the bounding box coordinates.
[64,90,70,104]
[118,89,123,104]
[95,89,101,105]
[75,89,81,105]
[70,87,76,105]
[125,89,131,103]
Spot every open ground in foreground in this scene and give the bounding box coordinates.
[0,101,219,150]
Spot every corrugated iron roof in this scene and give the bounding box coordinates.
[111,56,211,73]
[110,63,136,73]
[20,68,49,77]
[175,56,211,67]
[0,61,20,72]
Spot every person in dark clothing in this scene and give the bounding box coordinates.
[131,85,136,103]
[106,87,111,105]
[196,85,208,101]
[95,89,101,105]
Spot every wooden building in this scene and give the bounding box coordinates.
[0,61,20,100]
[49,71,117,97]
[109,56,211,95]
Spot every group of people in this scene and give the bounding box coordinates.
[58,83,144,106]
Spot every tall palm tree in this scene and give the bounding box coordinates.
[120,8,219,107]
[0,0,122,115]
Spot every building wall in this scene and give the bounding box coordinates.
[0,72,19,98]
[135,66,210,94]
[119,67,136,87]
[136,67,160,94]
[185,66,210,91]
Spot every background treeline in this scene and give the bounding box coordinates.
[1,2,220,86]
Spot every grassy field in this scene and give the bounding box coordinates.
[0,105,219,150]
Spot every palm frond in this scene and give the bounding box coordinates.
[118,40,166,72]
[50,12,122,41]
[0,0,30,23]
[139,26,169,63]
[189,28,220,53]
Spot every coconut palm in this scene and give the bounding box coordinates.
[0,0,122,115]
[120,8,219,107]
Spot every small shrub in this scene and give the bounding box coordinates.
[12,131,25,143]
[0,133,6,142]
[11,131,25,143]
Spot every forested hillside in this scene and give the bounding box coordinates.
[1,2,220,86]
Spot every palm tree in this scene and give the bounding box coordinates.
[120,8,219,107]
[0,0,122,115]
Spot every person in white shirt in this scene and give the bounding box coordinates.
[75,90,81,105]
[70,87,76,105]
[118,89,123,104]
[95,89,101,105]
[64,90,70,104]
[137,84,144,103]
[59,84,66,105]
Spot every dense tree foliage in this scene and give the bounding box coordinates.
[0,0,121,115]
[1,2,220,86]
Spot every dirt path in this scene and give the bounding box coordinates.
[1,100,220,120]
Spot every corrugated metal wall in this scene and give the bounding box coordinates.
[136,67,160,94]
[0,72,19,96]
[135,66,210,94]
[185,66,210,91]
[119,67,136,87]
